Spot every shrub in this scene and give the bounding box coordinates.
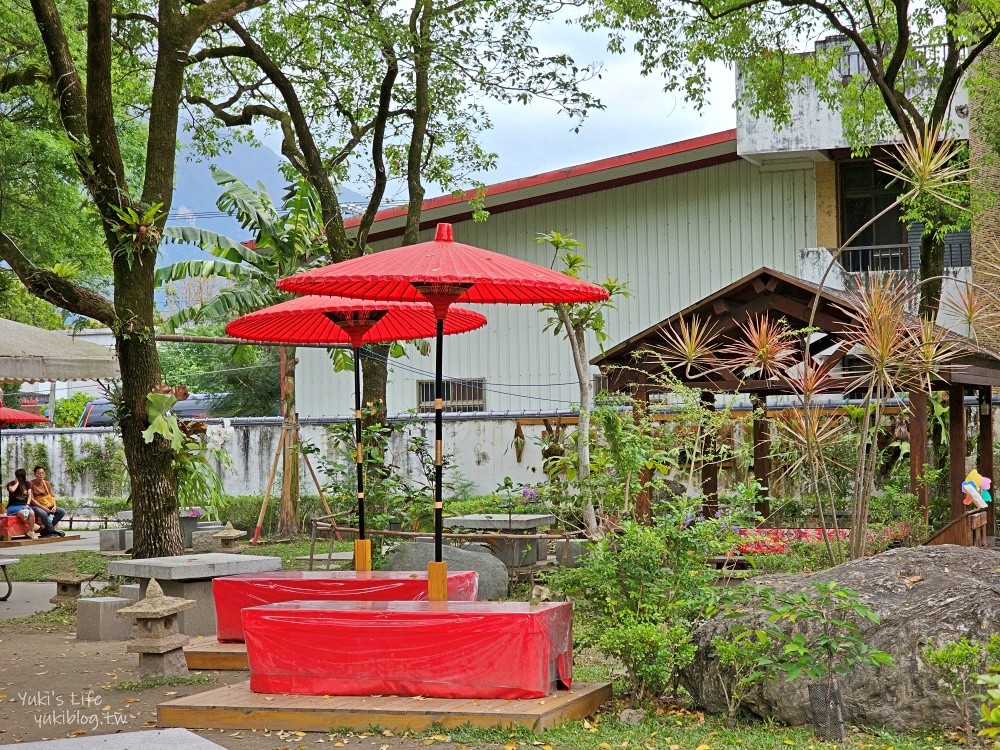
[923,635,1000,747]
[54,392,92,428]
[549,503,737,705]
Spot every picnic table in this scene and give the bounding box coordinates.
[0,557,18,601]
[445,513,556,567]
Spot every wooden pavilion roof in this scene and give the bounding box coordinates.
[592,267,1000,394]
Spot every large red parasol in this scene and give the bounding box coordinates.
[0,406,50,469]
[278,223,609,599]
[225,296,486,570]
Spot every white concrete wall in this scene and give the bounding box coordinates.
[736,54,969,159]
[0,417,556,499]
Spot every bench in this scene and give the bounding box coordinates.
[0,557,18,601]
[243,600,573,700]
[0,514,32,541]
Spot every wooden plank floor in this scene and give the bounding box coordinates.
[184,639,248,671]
[0,534,81,549]
[158,680,612,732]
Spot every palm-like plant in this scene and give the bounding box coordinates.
[157,167,327,535]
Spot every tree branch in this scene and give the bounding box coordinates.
[0,232,117,326]
[0,65,50,94]
[182,0,267,46]
[187,44,250,64]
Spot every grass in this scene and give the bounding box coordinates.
[115,674,214,691]
[0,603,77,632]
[242,537,352,566]
[6,550,109,581]
[399,715,966,750]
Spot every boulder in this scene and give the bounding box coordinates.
[684,545,1000,731]
[379,541,509,601]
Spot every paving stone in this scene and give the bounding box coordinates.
[12,728,226,750]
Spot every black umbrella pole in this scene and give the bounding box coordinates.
[428,318,448,601]
[353,347,371,572]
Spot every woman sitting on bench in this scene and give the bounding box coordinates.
[30,466,65,534]
[6,468,40,539]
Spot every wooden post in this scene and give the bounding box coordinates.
[354,539,372,572]
[427,561,448,601]
[979,387,995,537]
[909,389,929,524]
[701,391,719,516]
[634,375,653,522]
[751,393,771,520]
[949,384,967,521]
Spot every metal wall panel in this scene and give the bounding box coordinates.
[297,159,817,417]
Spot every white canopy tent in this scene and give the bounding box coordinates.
[0,318,119,383]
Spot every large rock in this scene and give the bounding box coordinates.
[685,545,1000,731]
[379,542,509,600]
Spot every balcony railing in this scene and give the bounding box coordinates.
[840,241,972,273]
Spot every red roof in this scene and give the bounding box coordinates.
[350,129,738,241]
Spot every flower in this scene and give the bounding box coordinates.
[183,507,203,518]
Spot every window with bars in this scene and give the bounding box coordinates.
[417,378,486,413]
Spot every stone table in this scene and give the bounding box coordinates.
[445,514,556,567]
[108,553,281,636]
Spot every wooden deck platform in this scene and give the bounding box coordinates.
[0,534,81,549]
[184,639,248,671]
[158,680,612,732]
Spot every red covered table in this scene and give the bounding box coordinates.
[243,600,573,700]
[214,571,479,642]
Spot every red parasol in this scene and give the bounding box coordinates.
[225,296,486,568]
[0,406,50,426]
[0,406,50,470]
[278,223,609,598]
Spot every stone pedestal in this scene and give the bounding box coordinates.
[48,571,90,604]
[117,579,195,678]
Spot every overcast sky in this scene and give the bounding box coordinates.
[361,21,738,201]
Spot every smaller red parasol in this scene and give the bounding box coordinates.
[226,296,487,568]
[0,406,50,468]
[0,406,50,426]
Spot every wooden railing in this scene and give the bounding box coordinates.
[923,508,989,548]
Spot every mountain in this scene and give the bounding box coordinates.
[164,140,367,266]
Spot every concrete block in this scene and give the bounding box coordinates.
[120,583,141,602]
[191,530,222,553]
[76,597,133,641]
[123,529,133,550]
[116,510,133,523]
[553,539,589,567]
[99,528,127,551]
[141,578,216,636]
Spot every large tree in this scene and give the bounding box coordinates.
[0,0,264,557]
[584,0,1000,317]
[179,0,601,421]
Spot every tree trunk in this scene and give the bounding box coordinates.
[278,346,299,535]
[919,232,945,321]
[115,246,183,558]
[361,344,390,430]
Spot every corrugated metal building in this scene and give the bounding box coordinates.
[297,129,819,419]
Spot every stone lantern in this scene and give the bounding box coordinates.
[213,522,247,553]
[116,578,195,677]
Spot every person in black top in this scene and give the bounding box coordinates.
[6,468,39,539]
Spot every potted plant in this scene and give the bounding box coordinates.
[756,581,895,741]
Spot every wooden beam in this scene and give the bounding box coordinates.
[701,391,719,516]
[949,384,968,521]
[979,387,994,538]
[751,393,771,520]
[909,389,929,524]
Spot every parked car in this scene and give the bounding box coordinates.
[77,394,225,427]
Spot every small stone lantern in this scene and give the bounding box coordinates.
[116,578,195,678]
[48,571,91,604]
[213,522,247,553]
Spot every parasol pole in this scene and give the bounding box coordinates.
[426,315,448,601]
[353,344,371,572]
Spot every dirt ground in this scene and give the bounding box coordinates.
[0,622,508,749]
